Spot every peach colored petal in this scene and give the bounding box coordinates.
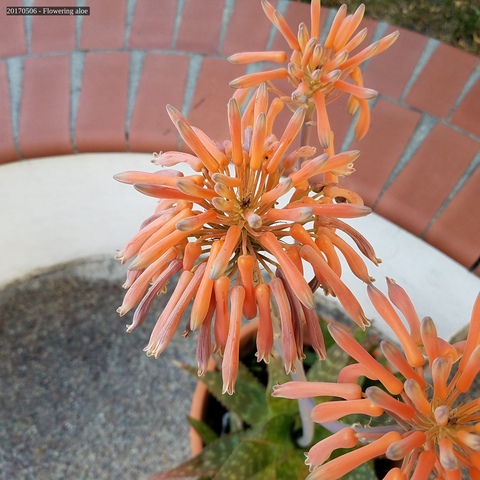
[309,202,371,218]
[196,294,215,375]
[289,154,329,186]
[354,98,371,141]
[307,428,357,468]
[272,10,300,51]
[261,232,315,310]
[253,82,269,117]
[312,91,331,148]
[366,386,415,421]
[264,206,313,223]
[117,247,178,316]
[334,80,378,99]
[310,0,321,40]
[332,4,365,51]
[272,381,362,400]
[183,242,202,272]
[301,245,371,329]
[209,225,242,281]
[302,304,326,360]
[238,255,257,320]
[228,51,287,64]
[439,437,458,471]
[386,277,422,345]
[249,112,267,170]
[323,4,347,50]
[420,316,440,364]
[267,107,306,172]
[255,284,274,363]
[383,342,426,389]
[432,356,452,400]
[311,398,384,423]
[126,259,183,332]
[329,325,404,395]
[152,151,203,171]
[129,229,190,270]
[191,240,223,330]
[368,283,424,367]
[457,344,480,393]
[269,277,297,373]
[213,276,230,355]
[175,120,219,173]
[411,450,436,480]
[459,292,480,371]
[222,285,245,394]
[175,209,217,233]
[229,68,289,89]
[386,430,426,461]
[306,431,402,480]
[265,97,284,136]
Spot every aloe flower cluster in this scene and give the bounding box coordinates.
[229,0,398,148]
[274,282,480,479]
[115,84,377,394]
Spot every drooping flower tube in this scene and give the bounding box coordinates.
[115,84,377,393]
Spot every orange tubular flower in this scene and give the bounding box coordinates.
[274,282,480,479]
[115,85,377,392]
[228,0,398,146]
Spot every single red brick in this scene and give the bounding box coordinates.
[405,43,477,119]
[342,99,422,206]
[19,55,73,158]
[176,0,224,55]
[450,76,480,138]
[31,0,76,54]
[221,0,272,56]
[362,26,427,100]
[75,52,130,152]
[375,123,478,236]
[187,57,244,142]
[0,62,20,163]
[423,166,480,268]
[129,54,189,153]
[128,0,177,50]
[80,0,127,50]
[0,0,26,58]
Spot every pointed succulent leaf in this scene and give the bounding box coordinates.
[187,415,219,446]
[213,414,295,480]
[307,343,350,384]
[266,353,298,415]
[150,430,244,479]
[275,445,310,480]
[248,463,277,480]
[180,362,269,426]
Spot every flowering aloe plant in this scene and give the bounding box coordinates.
[113,0,480,479]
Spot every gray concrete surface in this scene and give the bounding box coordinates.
[0,257,197,480]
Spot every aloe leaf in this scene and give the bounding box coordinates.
[180,362,269,426]
[213,414,295,480]
[265,352,298,415]
[149,430,244,480]
[248,463,277,480]
[187,415,218,446]
[306,343,350,384]
[275,446,310,480]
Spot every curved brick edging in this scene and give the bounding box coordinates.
[0,0,479,274]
